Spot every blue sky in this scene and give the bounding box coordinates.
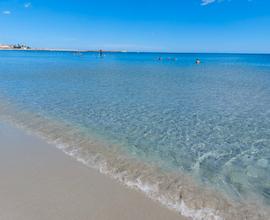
[0,0,269,53]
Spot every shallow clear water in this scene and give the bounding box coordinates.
[0,51,270,219]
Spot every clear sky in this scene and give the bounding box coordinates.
[0,0,269,53]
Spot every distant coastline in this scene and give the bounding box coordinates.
[0,44,126,53]
[0,48,126,53]
[0,44,269,55]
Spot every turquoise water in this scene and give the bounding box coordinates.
[0,51,270,219]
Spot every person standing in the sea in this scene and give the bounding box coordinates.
[99,49,103,57]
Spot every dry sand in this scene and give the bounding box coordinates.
[0,121,187,220]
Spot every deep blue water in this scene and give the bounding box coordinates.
[0,51,270,217]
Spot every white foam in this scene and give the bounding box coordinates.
[56,142,223,220]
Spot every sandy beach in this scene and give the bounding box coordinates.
[0,121,187,220]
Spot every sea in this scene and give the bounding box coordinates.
[0,51,270,219]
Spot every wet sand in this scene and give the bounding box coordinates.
[0,121,187,220]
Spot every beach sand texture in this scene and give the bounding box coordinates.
[0,121,187,220]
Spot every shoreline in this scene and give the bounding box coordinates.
[0,120,187,220]
[0,98,269,220]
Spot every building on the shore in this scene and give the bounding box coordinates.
[0,44,12,49]
[0,44,31,50]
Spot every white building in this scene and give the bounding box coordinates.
[0,44,12,49]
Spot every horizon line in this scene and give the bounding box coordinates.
[0,47,269,55]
